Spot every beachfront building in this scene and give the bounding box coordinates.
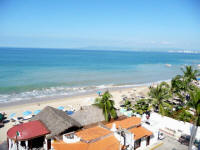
[52,117,155,150]
[7,120,50,150]
[71,105,110,126]
[7,106,82,150]
[6,106,157,150]
[30,106,82,149]
[7,105,111,150]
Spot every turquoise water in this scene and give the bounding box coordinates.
[0,47,200,103]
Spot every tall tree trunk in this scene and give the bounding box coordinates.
[188,119,198,150]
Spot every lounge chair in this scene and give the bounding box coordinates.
[11,117,18,122]
[13,120,21,126]
[67,105,75,111]
[23,115,32,120]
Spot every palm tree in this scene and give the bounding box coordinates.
[171,75,189,102]
[123,99,132,110]
[181,65,199,83]
[148,82,171,115]
[94,91,117,122]
[188,87,200,150]
[171,66,199,103]
[133,98,151,115]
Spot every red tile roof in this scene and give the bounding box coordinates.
[53,141,88,150]
[7,120,50,141]
[129,126,153,140]
[76,126,111,141]
[52,117,152,150]
[52,135,121,150]
[87,135,120,150]
[106,116,141,129]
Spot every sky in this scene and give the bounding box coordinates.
[0,0,200,50]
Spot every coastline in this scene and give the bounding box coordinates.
[0,79,170,108]
[0,79,172,145]
[0,83,150,143]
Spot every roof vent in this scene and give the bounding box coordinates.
[63,132,80,143]
[111,123,117,132]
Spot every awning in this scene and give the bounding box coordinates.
[7,120,50,141]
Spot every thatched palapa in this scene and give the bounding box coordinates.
[71,105,105,126]
[31,106,81,139]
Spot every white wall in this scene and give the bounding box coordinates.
[146,112,200,140]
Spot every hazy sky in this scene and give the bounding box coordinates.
[0,0,200,50]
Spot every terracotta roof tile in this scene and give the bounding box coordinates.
[106,117,141,129]
[52,117,151,150]
[52,141,88,150]
[129,126,153,140]
[76,126,111,141]
[52,135,121,150]
[88,135,120,150]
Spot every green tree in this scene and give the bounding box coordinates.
[188,87,200,150]
[148,82,171,115]
[123,99,132,110]
[94,91,117,122]
[133,99,151,115]
[171,66,199,103]
[171,75,189,102]
[176,109,194,123]
[181,65,199,83]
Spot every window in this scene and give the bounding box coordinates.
[134,139,141,149]
[146,136,150,146]
[21,141,25,147]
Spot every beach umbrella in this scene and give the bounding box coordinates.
[9,113,16,119]
[34,110,40,115]
[23,111,32,116]
[58,106,64,110]
[66,110,74,115]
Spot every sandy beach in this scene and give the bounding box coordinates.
[0,85,149,146]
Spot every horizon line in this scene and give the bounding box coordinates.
[0,46,200,53]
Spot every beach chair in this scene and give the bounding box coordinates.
[23,115,32,120]
[11,117,18,122]
[67,105,75,111]
[13,120,21,126]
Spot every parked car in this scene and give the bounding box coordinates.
[178,135,190,146]
[178,134,200,147]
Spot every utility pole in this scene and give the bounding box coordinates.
[16,131,19,150]
[119,130,121,150]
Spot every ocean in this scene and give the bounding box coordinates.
[0,47,200,104]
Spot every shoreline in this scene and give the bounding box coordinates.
[0,85,140,109]
[0,79,170,109]
[0,84,150,143]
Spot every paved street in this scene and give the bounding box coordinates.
[0,141,7,150]
[155,135,188,150]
